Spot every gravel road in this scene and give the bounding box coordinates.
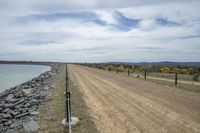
[69,65,200,133]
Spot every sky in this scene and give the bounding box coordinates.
[0,0,200,62]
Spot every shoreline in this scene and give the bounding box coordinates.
[0,64,62,132]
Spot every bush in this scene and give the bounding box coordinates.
[118,65,125,72]
[192,74,199,81]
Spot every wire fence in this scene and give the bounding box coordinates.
[87,65,200,88]
[66,65,72,133]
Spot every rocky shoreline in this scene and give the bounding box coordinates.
[0,64,59,132]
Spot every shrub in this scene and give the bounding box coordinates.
[192,74,199,81]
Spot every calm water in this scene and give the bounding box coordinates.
[0,64,51,93]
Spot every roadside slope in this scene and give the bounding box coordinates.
[69,64,200,133]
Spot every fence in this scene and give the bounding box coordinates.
[88,65,199,87]
[65,66,72,133]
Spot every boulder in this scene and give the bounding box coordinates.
[44,86,49,90]
[5,94,14,101]
[2,108,10,113]
[1,118,9,123]
[30,99,39,106]
[15,104,22,109]
[0,124,3,131]
[11,111,20,117]
[0,92,9,99]
[23,120,39,132]
[0,103,3,107]
[24,103,31,108]
[3,104,15,109]
[30,111,39,115]
[14,112,29,118]
[17,108,29,113]
[13,99,25,106]
[9,120,21,129]
[3,120,12,126]
[30,84,35,88]
[9,99,20,103]
[6,129,15,133]
[22,89,32,95]
[3,114,12,119]
[23,85,29,89]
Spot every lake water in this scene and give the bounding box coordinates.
[0,64,51,93]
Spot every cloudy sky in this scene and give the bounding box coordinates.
[0,0,200,62]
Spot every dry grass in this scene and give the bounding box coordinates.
[36,64,66,133]
[146,78,200,93]
[36,64,98,133]
[102,70,200,93]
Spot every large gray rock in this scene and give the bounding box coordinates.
[30,111,39,115]
[13,98,25,106]
[44,86,49,90]
[6,129,15,133]
[23,85,29,89]
[10,99,20,103]
[3,114,12,119]
[14,112,29,118]
[15,104,22,109]
[22,89,32,95]
[3,120,12,126]
[5,94,14,101]
[23,120,39,132]
[2,108,10,113]
[30,84,35,88]
[11,111,20,116]
[0,103,3,107]
[0,124,3,129]
[24,103,31,108]
[6,109,13,115]
[10,120,22,129]
[30,99,39,106]
[0,91,9,99]
[3,104,15,109]
[17,108,29,113]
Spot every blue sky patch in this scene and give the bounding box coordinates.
[113,11,140,31]
[156,17,181,27]
[178,35,200,39]
[17,11,106,26]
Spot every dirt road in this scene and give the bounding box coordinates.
[68,65,200,133]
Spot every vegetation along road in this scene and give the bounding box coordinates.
[68,64,200,133]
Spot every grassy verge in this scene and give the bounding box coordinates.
[146,78,200,93]
[36,64,66,133]
[130,73,200,93]
[36,64,97,133]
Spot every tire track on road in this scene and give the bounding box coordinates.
[69,65,200,133]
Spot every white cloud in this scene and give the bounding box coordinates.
[95,10,117,25]
[139,19,157,30]
[0,0,200,62]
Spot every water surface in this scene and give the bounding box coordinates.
[0,64,51,93]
